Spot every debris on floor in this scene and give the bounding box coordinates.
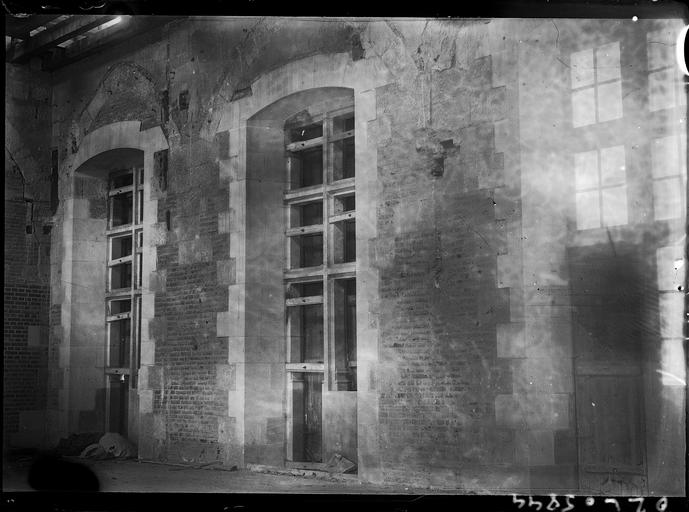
[248,463,333,480]
[54,432,103,456]
[79,432,137,459]
[246,462,357,482]
[325,453,357,474]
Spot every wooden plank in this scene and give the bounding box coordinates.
[284,186,323,204]
[105,368,131,375]
[284,266,324,281]
[284,275,323,285]
[108,255,132,267]
[286,296,324,307]
[105,289,133,300]
[286,363,324,373]
[286,224,323,237]
[106,312,131,322]
[10,15,119,62]
[328,129,355,143]
[286,137,324,152]
[285,461,328,471]
[106,224,134,236]
[108,185,134,197]
[329,211,355,224]
[326,262,356,277]
[326,178,355,194]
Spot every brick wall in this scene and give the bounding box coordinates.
[373,22,519,487]
[3,284,49,434]
[45,17,361,464]
[23,16,684,492]
[144,130,229,462]
[4,62,53,445]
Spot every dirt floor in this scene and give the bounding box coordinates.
[2,454,436,494]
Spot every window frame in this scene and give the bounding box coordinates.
[651,134,688,221]
[646,29,686,112]
[284,104,358,463]
[105,166,144,419]
[570,41,623,127]
[574,145,628,230]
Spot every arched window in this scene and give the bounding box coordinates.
[245,87,358,467]
[72,144,146,438]
[284,103,357,463]
[105,166,144,435]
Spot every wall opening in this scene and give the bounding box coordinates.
[245,87,358,469]
[74,147,144,440]
[568,243,654,494]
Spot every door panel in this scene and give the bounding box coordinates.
[568,245,652,494]
[290,371,324,463]
[576,374,648,495]
[303,372,323,462]
[107,374,129,435]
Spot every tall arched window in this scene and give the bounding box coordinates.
[244,87,358,468]
[105,166,144,435]
[284,104,357,463]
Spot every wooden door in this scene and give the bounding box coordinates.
[303,372,323,462]
[576,370,648,495]
[568,245,652,495]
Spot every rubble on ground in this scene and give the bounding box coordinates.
[54,432,103,456]
[79,432,137,459]
[325,453,357,474]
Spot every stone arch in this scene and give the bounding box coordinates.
[56,120,168,445]
[208,52,390,136]
[72,120,167,172]
[211,52,390,483]
[77,62,162,138]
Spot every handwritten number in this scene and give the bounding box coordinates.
[656,497,668,512]
[605,499,621,512]
[513,495,526,509]
[628,498,646,512]
[546,495,560,511]
[528,496,543,511]
[562,495,575,512]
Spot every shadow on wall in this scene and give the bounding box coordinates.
[568,235,683,495]
[568,240,655,364]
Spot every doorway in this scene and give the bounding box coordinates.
[291,372,324,462]
[568,244,650,494]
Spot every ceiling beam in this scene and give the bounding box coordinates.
[8,15,119,63]
[44,17,183,71]
[4,15,62,39]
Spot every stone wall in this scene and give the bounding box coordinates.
[369,20,521,489]
[7,16,684,494]
[48,17,362,464]
[4,61,53,448]
[514,18,685,495]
